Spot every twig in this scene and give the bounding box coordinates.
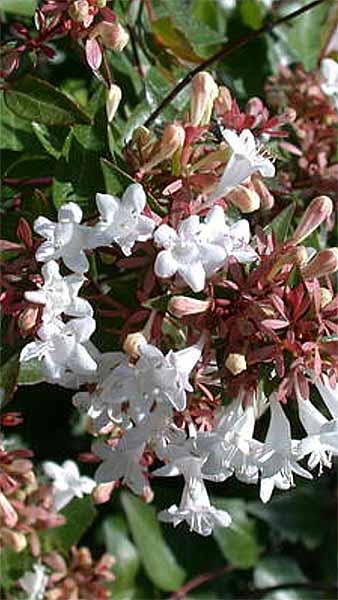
[144,0,328,127]
[127,24,144,79]
[169,564,235,600]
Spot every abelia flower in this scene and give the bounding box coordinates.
[19,317,97,382]
[211,128,275,202]
[297,395,338,473]
[320,58,338,108]
[34,203,98,273]
[92,439,148,496]
[43,459,96,511]
[19,563,48,600]
[155,454,231,536]
[95,183,155,256]
[25,260,93,323]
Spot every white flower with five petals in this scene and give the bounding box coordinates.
[20,317,97,382]
[92,439,148,496]
[43,460,95,511]
[95,183,155,256]
[297,395,338,473]
[25,260,93,323]
[34,203,98,273]
[211,128,275,202]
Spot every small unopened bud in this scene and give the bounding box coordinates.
[267,246,308,281]
[106,84,122,122]
[123,332,147,359]
[292,196,333,244]
[214,86,232,115]
[0,492,18,528]
[68,0,92,25]
[141,123,185,172]
[301,248,338,280]
[169,296,211,318]
[92,481,115,504]
[227,185,260,213]
[251,174,274,210]
[18,306,39,336]
[225,353,247,375]
[92,21,129,51]
[190,71,218,126]
[0,528,27,552]
[319,287,333,308]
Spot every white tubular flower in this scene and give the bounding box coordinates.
[154,214,226,292]
[257,399,312,503]
[155,455,231,536]
[34,203,97,273]
[95,183,155,256]
[19,563,48,600]
[315,374,338,419]
[211,128,275,202]
[297,396,338,473]
[201,205,258,264]
[19,317,97,382]
[25,260,93,323]
[320,58,338,107]
[136,335,205,411]
[92,439,148,496]
[43,460,95,511]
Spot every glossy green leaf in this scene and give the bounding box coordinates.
[0,0,36,15]
[0,92,35,152]
[41,496,96,553]
[100,158,130,196]
[102,515,140,591]
[32,123,70,159]
[265,202,296,243]
[121,491,186,592]
[5,76,92,126]
[240,0,265,30]
[213,498,260,568]
[254,556,318,599]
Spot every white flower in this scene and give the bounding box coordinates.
[297,395,338,473]
[95,183,155,256]
[43,459,95,511]
[92,439,148,496]
[19,563,48,600]
[211,128,275,202]
[320,58,338,107]
[257,399,312,503]
[155,455,231,536]
[34,203,98,273]
[315,374,338,418]
[25,260,93,323]
[20,317,97,382]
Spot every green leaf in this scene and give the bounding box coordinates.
[52,179,77,210]
[121,491,186,592]
[143,294,171,312]
[265,202,296,244]
[102,515,140,591]
[0,548,33,591]
[32,123,70,159]
[0,353,19,407]
[5,76,92,126]
[248,487,330,549]
[18,359,44,386]
[240,0,265,30]
[0,0,36,16]
[100,158,130,196]
[0,91,35,152]
[254,556,318,599]
[41,496,96,553]
[213,498,260,568]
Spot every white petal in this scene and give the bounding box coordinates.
[178,262,205,292]
[35,241,57,263]
[123,183,146,213]
[63,250,89,274]
[68,344,97,373]
[20,341,43,362]
[154,224,177,249]
[178,215,201,239]
[316,375,338,418]
[96,193,119,222]
[43,461,65,481]
[34,216,55,238]
[53,488,75,511]
[58,202,83,224]
[66,297,93,318]
[154,249,178,279]
[62,460,80,479]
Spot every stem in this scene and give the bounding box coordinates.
[127,24,144,79]
[169,564,235,600]
[144,0,327,127]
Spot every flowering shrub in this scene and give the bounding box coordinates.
[1,0,337,598]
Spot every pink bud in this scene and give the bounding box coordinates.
[168,296,211,318]
[92,21,129,51]
[0,527,27,552]
[92,481,115,504]
[226,185,260,213]
[214,86,232,114]
[140,123,185,172]
[190,71,218,126]
[85,37,102,71]
[301,248,338,280]
[0,492,18,528]
[292,196,333,244]
[68,0,93,26]
[251,174,275,209]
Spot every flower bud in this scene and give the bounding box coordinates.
[319,287,333,308]
[92,481,115,504]
[251,174,275,209]
[92,21,129,51]
[292,196,333,244]
[214,86,232,114]
[141,123,185,172]
[106,84,122,122]
[0,527,27,552]
[18,306,39,336]
[190,72,218,126]
[0,492,18,528]
[123,332,147,359]
[301,248,338,280]
[68,0,92,25]
[225,353,247,375]
[226,185,260,213]
[169,296,212,318]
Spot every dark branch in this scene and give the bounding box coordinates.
[144,0,327,127]
[169,564,235,600]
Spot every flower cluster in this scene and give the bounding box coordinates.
[11,61,337,539]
